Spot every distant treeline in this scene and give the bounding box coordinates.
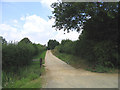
[47,39,59,50]
[1,37,46,72]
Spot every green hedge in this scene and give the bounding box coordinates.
[2,42,46,72]
[55,39,118,71]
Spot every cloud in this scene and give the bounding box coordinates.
[21,14,57,44]
[40,0,59,10]
[54,30,80,42]
[13,20,18,23]
[0,24,23,42]
[0,14,80,45]
[20,16,25,21]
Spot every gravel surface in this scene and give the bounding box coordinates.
[42,50,118,88]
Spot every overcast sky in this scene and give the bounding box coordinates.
[0,0,80,45]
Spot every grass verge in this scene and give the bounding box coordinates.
[3,51,47,88]
[52,50,118,73]
[52,50,89,69]
[33,51,46,59]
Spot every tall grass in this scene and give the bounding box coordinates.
[52,49,89,69]
[52,48,117,73]
[2,51,46,88]
[2,38,46,88]
[33,51,46,60]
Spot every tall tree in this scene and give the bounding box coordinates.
[19,37,32,44]
[51,2,119,68]
[51,2,118,33]
[47,40,59,50]
[0,36,7,44]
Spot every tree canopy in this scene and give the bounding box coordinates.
[47,39,59,50]
[19,37,32,44]
[0,36,7,44]
[51,2,118,32]
[51,2,119,70]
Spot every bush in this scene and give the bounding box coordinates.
[57,39,76,55]
[2,38,46,72]
[2,43,35,72]
[93,41,118,68]
[55,37,118,71]
[47,39,59,50]
[91,64,113,73]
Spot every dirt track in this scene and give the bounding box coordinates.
[42,50,118,88]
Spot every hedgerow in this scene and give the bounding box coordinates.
[2,37,46,72]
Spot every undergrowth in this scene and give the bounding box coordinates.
[52,49,117,73]
[2,51,46,88]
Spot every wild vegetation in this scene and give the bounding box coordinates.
[51,2,119,72]
[47,39,59,50]
[1,37,46,88]
[1,2,119,88]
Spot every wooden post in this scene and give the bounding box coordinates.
[40,58,42,68]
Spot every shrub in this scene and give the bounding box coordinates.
[2,43,36,72]
[2,38,46,72]
[93,41,118,68]
[57,39,76,55]
[47,39,59,50]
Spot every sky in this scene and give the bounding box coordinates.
[0,0,80,45]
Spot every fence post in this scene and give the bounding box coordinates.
[40,58,42,68]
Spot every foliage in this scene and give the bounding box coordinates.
[2,38,46,88]
[2,37,46,72]
[2,61,45,88]
[33,51,46,61]
[52,49,89,69]
[51,2,119,72]
[18,37,32,44]
[2,43,34,72]
[57,39,76,55]
[47,39,59,50]
[32,43,46,56]
[51,2,118,32]
[0,36,7,44]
